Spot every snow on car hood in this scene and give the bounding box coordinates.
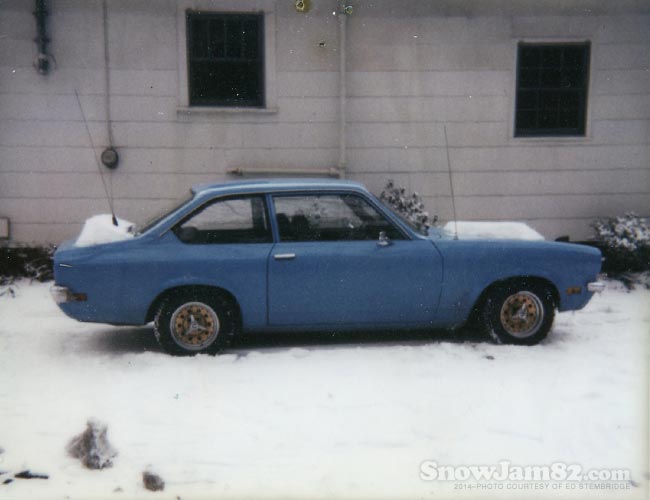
[437,221,545,241]
[75,214,135,247]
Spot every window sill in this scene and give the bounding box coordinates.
[511,134,592,145]
[177,106,279,116]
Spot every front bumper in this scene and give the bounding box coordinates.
[587,281,606,293]
[50,285,87,304]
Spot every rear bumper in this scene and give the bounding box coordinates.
[50,285,87,304]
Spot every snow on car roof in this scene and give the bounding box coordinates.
[191,178,366,196]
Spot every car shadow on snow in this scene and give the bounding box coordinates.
[80,325,491,356]
[82,326,163,355]
[231,326,490,351]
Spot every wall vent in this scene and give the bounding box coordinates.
[0,218,10,240]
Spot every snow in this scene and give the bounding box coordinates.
[75,214,134,247]
[0,281,648,499]
[443,221,545,241]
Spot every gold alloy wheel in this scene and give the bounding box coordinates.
[499,291,544,338]
[169,301,220,351]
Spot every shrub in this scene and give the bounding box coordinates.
[0,245,54,282]
[592,213,650,273]
[379,180,436,232]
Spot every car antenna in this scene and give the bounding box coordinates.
[74,89,118,226]
[443,125,459,240]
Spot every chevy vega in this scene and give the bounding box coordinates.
[51,179,604,355]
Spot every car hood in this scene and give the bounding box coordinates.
[427,222,545,241]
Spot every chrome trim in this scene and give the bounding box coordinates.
[377,231,392,247]
[58,263,73,268]
[587,281,606,293]
[170,301,220,351]
[50,285,87,303]
[50,285,71,304]
[274,253,296,260]
[499,290,545,339]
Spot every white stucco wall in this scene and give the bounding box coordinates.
[0,0,648,244]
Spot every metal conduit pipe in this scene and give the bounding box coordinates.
[33,0,50,74]
[229,4,351,180]
[337,1,349,178]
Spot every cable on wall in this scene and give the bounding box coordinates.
[100,0,119,169]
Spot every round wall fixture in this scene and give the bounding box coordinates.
[295,0,311,13]
[100,147,119,169]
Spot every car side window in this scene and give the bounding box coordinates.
[174,196,271,244]
[273,194,404,242]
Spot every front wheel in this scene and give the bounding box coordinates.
[154,292,237,355]
[481,283,555,345]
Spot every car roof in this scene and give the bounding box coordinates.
[191,178,369,197]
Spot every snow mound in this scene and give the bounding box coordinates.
[444,221,545,241]
[66,419,117,470]
[75,214,134,247]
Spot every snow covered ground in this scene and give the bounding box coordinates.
[0,280,648,499]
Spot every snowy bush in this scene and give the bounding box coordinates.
[0,246,54,283]
[592,213,650,273]
[379,180,436,232]
[0,277,16,298]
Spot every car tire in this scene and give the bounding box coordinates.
[481,282,555,346]
[154,291,237,355]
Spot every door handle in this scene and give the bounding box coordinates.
[274,253,296,260]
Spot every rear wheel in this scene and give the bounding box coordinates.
[154,291,237,355]
[482,282,555,345]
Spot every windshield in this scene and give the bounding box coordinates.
[134,191,195,235]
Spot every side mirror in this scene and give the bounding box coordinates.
[176,226,198,243]
[377,231,392,247]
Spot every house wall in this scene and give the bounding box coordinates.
[0,0,648,244]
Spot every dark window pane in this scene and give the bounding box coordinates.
[515,42,589,137]
[190,19,208,58]
[517,90,538,110]
[518,67,540,88]
[539,94,559,128]
[563,46,584,68]
[187,12,264,107]
[558,106,579,128]
[516,109,537,130]
[561,70,582,88]
[225,19,242,58]
[519,46,540,67]
[541,48,561,68]
[540,69,561,87]
[242,19,259,59]
[208,19,225,58]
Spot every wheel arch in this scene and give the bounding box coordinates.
[145,284,242,326]
[467,275,560,326]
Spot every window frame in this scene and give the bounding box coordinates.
[173,194,273,245]
[186,11,265,108]
[176,2,277,114]
[270,192,409,243]
[514,41,591,138]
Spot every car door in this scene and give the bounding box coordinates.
[155,194,274,330]
[267,192,443,327]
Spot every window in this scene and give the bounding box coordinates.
[186,12,264,107]
[515,43,590,137]
[273,194,404,242]
[175,196,271,244]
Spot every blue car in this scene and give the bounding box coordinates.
[51,179,604,355]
